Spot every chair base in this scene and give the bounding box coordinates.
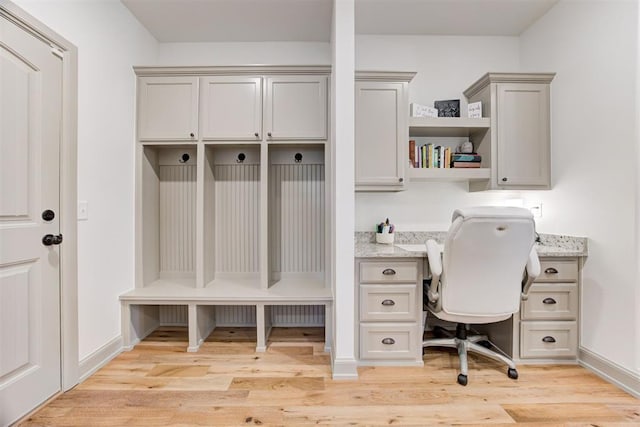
[423,324,517,386]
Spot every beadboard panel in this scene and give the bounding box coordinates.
[159,164,196,276]
[155,305,325,327]
[213,164,260,273]
[269,163,325,274]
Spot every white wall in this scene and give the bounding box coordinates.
[519,0,639,372]
[157,42,330,66]
[355,35,523,231]
[13,0,158,361]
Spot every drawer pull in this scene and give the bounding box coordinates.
[542,297,557,305]
[382,268,396,276]
[542,336,556,343]
[544,267,559,274]
[381,299,396,306]
[381,337,395,345]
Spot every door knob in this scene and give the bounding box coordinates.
[42,234,63,246]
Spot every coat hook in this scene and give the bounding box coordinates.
[236,152,246,163]
[294,152,303,163]
[179,153,190,163]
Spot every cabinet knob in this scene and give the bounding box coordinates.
[189,132,195,138]
[381,337,395,345]
[399,177,404,183]
[542,297,557,305]
[381,299,395,306]
[542,336,556,343]
[382,268,396,276]
[267,132,272,137]
[254,132,259,138]
[501,177,508,182]
[544,267,559,274]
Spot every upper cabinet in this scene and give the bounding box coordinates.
[138,76,199,141]
[464,73,555,191]
[355,72,415,191]
[136,70,328,143]
[200,76,262,141]
[265,76,328,140]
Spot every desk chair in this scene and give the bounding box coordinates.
[423,207,540,385]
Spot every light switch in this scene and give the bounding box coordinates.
[78,201,88,221]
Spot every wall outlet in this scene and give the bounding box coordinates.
[78,201,88,221]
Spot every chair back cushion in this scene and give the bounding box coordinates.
[441,206,535,318]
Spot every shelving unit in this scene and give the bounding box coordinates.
[123,66,333,354]
[408,116,490,183]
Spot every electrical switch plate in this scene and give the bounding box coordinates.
[78,201,88,221]
[527,201,543,218]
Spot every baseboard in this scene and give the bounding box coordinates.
[579,347,640,398]
[78,335,123,382]
[331,353,358,379]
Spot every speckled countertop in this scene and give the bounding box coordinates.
[355,231,588,258]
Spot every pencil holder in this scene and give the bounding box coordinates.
[376,232,395,244]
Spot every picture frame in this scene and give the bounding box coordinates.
[434,99,461,117]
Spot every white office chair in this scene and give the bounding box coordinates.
[423,206,540,386]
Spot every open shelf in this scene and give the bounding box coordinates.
[139,145,197,288]
[409,117,490,137]
[409,167,490,182]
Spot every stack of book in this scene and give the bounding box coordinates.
[451,153,482,168]
[409,140,452,169]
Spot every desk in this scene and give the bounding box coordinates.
[354,232,588,366]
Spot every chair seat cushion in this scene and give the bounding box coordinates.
[427,305,512,325]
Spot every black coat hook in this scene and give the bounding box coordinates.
[294,152,303,163]
[179,153,190,163]
[236,152,246,163]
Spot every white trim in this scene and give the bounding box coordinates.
[78,336,123,383]
[331,355,359,379]
[579,347,640,398]
[0,1,79,392]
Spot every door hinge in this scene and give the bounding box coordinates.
[51,46,63,59]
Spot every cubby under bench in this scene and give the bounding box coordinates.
[120,281,333,353]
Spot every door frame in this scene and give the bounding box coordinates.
[1,0,79,391]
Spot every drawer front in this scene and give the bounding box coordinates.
[537,259,578,282]
[360,284,417,322]
[521,321,577,359]
[359,324,419,360]
[521,283,578,320]
[359,261,418,283]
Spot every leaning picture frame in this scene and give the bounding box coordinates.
[434,99,461,117]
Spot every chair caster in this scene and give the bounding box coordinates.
[507,368,518,380]
[457,374,468,386]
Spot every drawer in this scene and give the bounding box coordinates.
[359,323,419,360]
[521,283,578,320]
[537,259,578,282]
[359,261,418,283]
[360,284,417,322]
[520,321,577,359]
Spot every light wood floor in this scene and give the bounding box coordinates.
[20,327,640,426]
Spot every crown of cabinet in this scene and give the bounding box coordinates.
[136,66,330,142]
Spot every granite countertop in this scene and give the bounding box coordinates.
[355,231,588,258]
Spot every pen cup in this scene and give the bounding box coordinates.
[376,232,395,245]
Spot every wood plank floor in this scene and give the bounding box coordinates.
[20,327,640,426]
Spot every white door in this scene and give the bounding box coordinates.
[0,14,63,426]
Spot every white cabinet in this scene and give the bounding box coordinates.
[355,72,414,191]
[355,259,424,365]
[200,76,262,141]
[464,73,555,191]
[138,76,199,141]
[265,76,328,140]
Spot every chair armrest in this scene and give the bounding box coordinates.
[426,240,443,304]
[521,247,541,300]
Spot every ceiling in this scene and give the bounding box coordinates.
[122,0,558,43]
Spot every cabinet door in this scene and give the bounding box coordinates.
[138,77,198,141]
[496,83,550,188]
[264,76,327,140]
[200,76,262,141]
[355,81,407,191]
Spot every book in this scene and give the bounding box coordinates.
[453,162,481,168]
[409,140,416,167]
[452,154,482,162]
